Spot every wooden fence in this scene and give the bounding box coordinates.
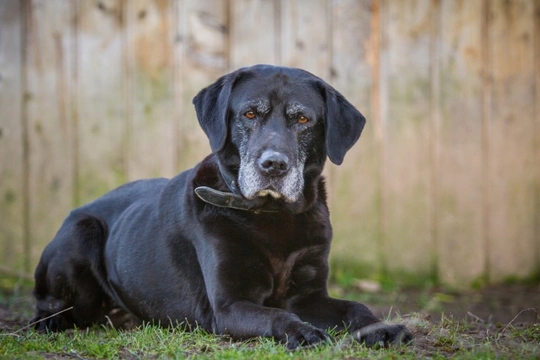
[0,0,539,287]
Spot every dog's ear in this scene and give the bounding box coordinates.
[320,83,366,165]
[192,73,236,152]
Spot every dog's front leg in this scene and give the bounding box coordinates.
[196,243,330,349]
[211,299,330,349]
[290,294,412,347]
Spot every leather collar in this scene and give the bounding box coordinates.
[194,186,281,214]
[194,164,281,214]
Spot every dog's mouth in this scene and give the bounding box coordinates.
[243,185,300,204]
[253,189,283,200]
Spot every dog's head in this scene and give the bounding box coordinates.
[193,64,365,204]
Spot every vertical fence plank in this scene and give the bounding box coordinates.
[230,0,279,68]
[0,0,26,273]
[126,0,176,180]
[281,0,330,77]
[435,0,486,286]
[487,0,538,282]
[77,0,128,204]
[25,0,76,267]
[533,0,540,274]
[380,0,434,277]
[280,0,335,215]
[174,0,228,171]
[329,0,382,275]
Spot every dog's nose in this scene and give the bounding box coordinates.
[258,151,289,176]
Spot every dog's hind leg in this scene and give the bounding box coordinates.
[32,213,113,331]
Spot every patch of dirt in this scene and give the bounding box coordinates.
[372,284,540,325]
[0,293,34,334]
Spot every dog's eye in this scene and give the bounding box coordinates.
[244,111,256,119]
[298,115,309,124]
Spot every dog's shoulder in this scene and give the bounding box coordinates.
[189,154,228,192]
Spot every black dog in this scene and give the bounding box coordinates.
[33,65,411,349]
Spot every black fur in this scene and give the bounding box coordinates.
[32,65,411,349]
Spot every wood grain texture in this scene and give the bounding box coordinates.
[281,0,330,77]
[230,0,279,68]
[24,0,76,266]
[126,0,176,180]
[379,0,434,276]
[0,0,26,271]
[77,0,128,203]
[329,0,381,274]
[435,0,486,286]
[535,0,540,273]
[280,0,335,217]
[174,0,227,172]
[487,0,538,282]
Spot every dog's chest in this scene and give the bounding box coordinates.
[264,246,321,308]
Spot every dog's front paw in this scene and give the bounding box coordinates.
[354,323,412,347]
[32,313,73,332]
[284,323,332,349]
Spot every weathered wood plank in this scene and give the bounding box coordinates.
[280,0,334,212]
[487,0,537,282]
[230,0,279,68]
[281,0,330,76]
[174,0,228,171]
[77,0,128,203]
[329,0,381,275]
[379,0,434,277]
[535,0,540,272]
[435,0,486,287]
[25,0,76,267]
[126,0,176,180]
[0,0,26,272]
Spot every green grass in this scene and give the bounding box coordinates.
[2,310,539,359]
[1,325,411,359]
[1,277,539,359]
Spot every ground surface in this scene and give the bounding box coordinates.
[1,283,539,358]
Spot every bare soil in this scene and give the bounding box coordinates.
[374,283,540,325]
